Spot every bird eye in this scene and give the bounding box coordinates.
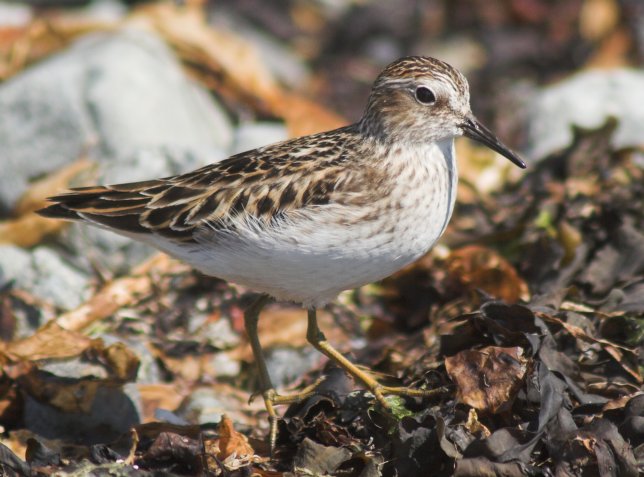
[415,86,436,104]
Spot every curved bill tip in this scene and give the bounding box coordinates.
[462,116,526,169]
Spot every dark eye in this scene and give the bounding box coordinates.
[415,86,436,104]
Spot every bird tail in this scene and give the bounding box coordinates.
[37,182,159,235]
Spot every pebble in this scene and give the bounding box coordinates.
[0,245,90,311]
[0,28,232,213]
[527,69,644,159]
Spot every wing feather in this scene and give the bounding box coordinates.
[38,125,382,242]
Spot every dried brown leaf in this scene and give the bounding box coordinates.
[275,92,347,138]
[465,408,491,438]
[0,323,140,414]
[135,421,203,441]
[138,383,186,422]
[152,352,205,383]
[0,159,95,247]
[0,378,22,429]
[0,321,92,362]
[216,415,254,460]
[445,346,530,414]
[88,341,140,382]
[203,416,266,473]
[601,392,641,413]
[0,19,113,81]
[580,0,620,41]
[56,253,187,332]
[0,214,64,248]
[446,245,530,303]
[17,368,101,413]
[131,3,345,136]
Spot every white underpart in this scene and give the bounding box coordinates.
[146,139,458,308]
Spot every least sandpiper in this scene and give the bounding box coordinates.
[39,56,525,446]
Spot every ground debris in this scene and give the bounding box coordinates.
[0,2,642,476]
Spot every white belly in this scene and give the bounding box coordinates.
[151,140,457,307]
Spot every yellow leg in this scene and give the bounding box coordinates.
[244,300,445,454]
[306,308,444,408]
[243,296,323,452]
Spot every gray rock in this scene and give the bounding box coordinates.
[265,346,321,389]
[206,352,241,379]
[175,387,236,425]
[41,358,109,380]
[0,245,34,288]
[30,247,92,309]
[231,121,288,155]
[527,69,644,159]
[0,245,45,336]
[23,383,140,444]
[80,0,127,22]
[187,313,241,350]
[0,2,32,26]
[24,353,142,443]
[0,244,90,310]
[0,27,232,214]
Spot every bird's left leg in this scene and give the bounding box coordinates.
[305,308,444,408]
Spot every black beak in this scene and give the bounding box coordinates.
[462,116,526,169]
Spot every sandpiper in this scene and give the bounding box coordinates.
[39,56,526,447]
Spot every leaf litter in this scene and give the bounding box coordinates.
[0,2,642,476]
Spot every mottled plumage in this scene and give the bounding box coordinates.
[39,57,525,445]
[42,127,376,244]
[40,56,525,306]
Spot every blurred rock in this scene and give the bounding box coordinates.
[81,0,127,22]
[0,245,33,289]
[0,27,233,275]
[0,245,91,310]
[175,387,225,425]
[154,407,188,425]
[231,121,288,155]
[187,313,240,350]
[30,247,92,309]
[206,352,241,378]
[23,383,140,445]
[175,386,254,427]
[0,27,232,214]
[266,346,321,389]
[527,69,644,159]
[0,2,32,26]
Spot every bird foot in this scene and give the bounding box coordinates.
[368,383,449,409]
[253,378,326,455]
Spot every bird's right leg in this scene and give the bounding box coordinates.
[243,295,321,452]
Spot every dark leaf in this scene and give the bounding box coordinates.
[25,437,61,467]
[293,438,352,475]
[0,442,31,476]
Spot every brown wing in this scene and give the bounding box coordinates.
[38,126,379,242]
